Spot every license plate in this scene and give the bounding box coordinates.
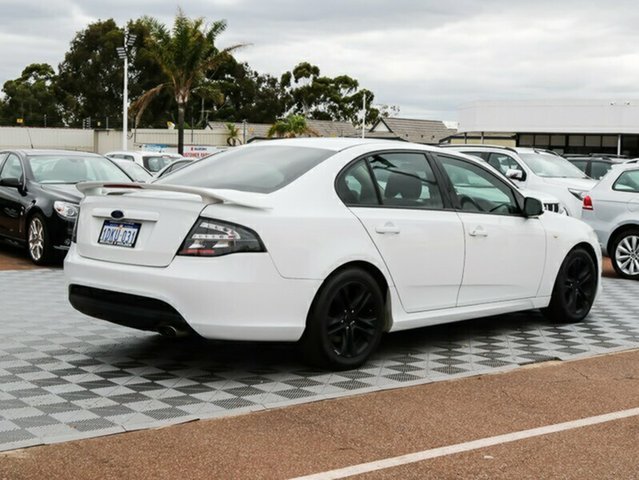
[98,221,141,248]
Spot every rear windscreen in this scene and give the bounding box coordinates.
[156,145,334,193]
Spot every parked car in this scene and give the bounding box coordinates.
[566,156,624,180]
[105,151,183,174]
[462,153,563,213]
[66,139,601,369]
[155,158,194,179]
[442,145,597,217]
[0,149,133,264]
[582,164,639,279]
[109,158,153,183]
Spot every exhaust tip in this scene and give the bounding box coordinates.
[157,325,183,338]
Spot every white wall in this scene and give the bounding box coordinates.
[458,100,639,134]
[0,127,229,153]
[0,127,94,151]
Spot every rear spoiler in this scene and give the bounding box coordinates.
[76,182,272,210]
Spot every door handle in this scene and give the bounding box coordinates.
[469,226,488,237]
[375,222,400,235]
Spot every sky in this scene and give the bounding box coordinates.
[1,0,639,121]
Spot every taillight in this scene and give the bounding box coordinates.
[583,195,593,211]
[71,208,81,243]
[177,218,265,257]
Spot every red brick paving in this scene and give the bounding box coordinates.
[0,242,37,271]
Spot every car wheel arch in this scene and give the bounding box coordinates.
[308,261,393,333]
[607,224,639,255]
[22,205,46,237]
[574,242,599,278]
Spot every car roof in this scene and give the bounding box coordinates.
[247,137,417,152]
[609,163,639,173]
[440,144,560,155]
[106,150,182,156]
[8,149,103,157]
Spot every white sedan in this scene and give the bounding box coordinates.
[65,139,601,369]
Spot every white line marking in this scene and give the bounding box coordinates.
[290,407,639,480]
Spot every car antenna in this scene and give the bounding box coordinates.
[25,127,34,148]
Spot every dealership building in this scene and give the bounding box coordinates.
[453,99,639,157]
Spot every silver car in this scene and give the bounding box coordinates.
[582,164,639,279]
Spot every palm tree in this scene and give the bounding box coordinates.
[267,115,319,138]
[131,10,243,154]
[226,122,240,146]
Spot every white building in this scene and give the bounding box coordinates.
[456,100,639,156]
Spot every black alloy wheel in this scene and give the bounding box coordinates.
[301,268,385,370]
[544,247,597,323]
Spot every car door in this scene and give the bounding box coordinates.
[0,153,26,238]
[434,154,546,306]
[337,151,465,313]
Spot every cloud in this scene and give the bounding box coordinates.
[1,0,639,119]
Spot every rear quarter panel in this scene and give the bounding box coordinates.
[198,145,396,283]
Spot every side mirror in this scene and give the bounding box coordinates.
[506,168,524,180]
[523,197,544,217]
[0,177,22,189]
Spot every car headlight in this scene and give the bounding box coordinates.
[54,201,79,220]
[568,189,588,201]
[177,218,265,257]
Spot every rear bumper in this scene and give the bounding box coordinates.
[69,284,195,335]
[64,245,321,341]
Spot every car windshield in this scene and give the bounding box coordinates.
[157,145,334,193]
[519,153,588,178]
[28,155,132,184]
[143,155,178,173]
[114,160,152,182]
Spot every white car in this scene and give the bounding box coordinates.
[105,151,183,174]
[582,164,639,279]
[461,153,563,212]
[442,145,597,217]
[65,139,601,369]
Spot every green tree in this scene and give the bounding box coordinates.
[212,60,290,123]
[55,19,171,128]
[1,63,61,126]
[132,10,243,154]
[281,62,380,125]
[267,114,318,138]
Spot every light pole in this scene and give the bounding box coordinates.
[116,30,137,151]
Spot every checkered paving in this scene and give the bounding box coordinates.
[0,269,638,451]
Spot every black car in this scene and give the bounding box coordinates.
[0,149,133,264]
[565,156,624,180]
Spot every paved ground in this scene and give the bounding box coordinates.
[1,349,637,479]
[0,261,638,453]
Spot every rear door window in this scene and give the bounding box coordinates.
[336,160,379,205]
[368,152,444,209]
[613,170,639,193]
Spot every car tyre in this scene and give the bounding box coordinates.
[543,247,597,323]
[27,214,55,265]
[610,228,639,280]
[300,268,385,370]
